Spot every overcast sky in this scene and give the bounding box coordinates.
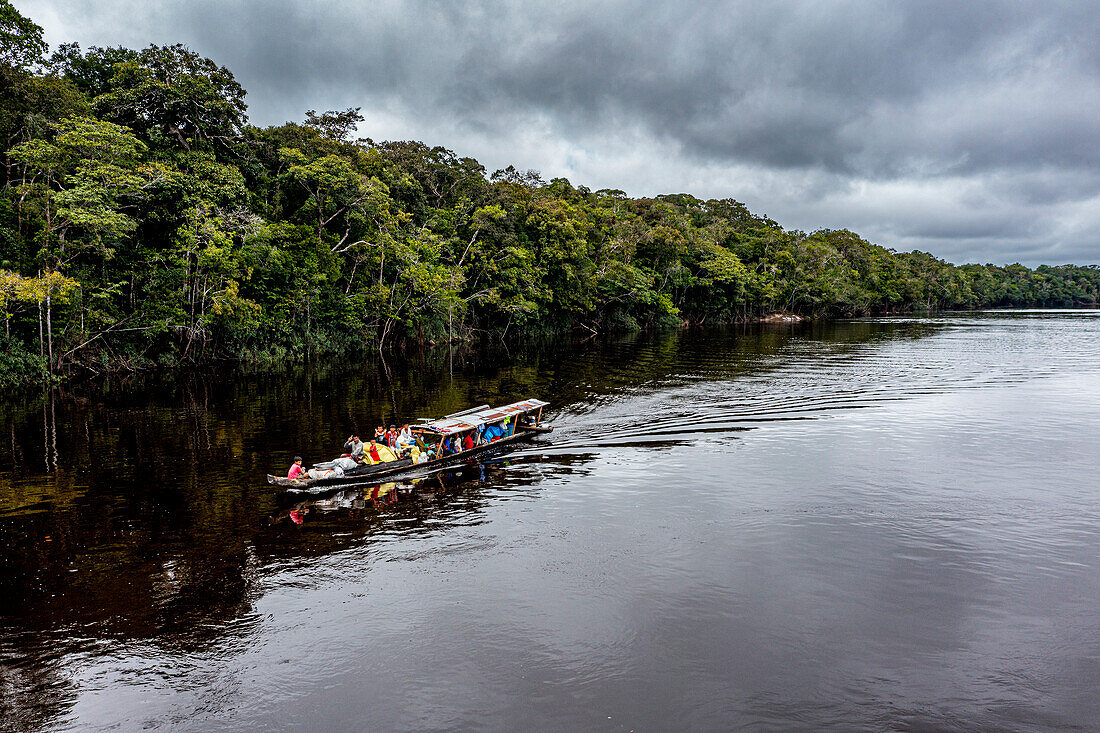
[20,0,1100,266]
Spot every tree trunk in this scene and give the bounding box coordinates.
[46,295,53,373]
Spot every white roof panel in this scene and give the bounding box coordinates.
[421,399,549,436]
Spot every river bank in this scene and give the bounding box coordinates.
[11,305,1100,392]
[4,312,817,390]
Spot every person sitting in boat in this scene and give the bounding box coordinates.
[440,436,455,455]
[397,423,413,446]
[287,457,306,480]
[462,431,475,451]
[378,441,399,462]
[366,439,399,463]
[345,435,364,461]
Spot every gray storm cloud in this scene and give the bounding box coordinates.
[20,0,1100,265]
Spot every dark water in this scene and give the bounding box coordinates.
[2,312,1099,732]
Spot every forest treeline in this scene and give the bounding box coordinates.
[1,2,1097,385]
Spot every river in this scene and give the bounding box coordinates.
[2,312,1099,732]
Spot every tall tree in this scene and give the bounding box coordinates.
[91,44,248,158]
[0,0,47,69]
[10,116,152,264]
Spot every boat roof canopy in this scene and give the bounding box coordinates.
[421,399,549,436]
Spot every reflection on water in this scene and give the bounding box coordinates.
[266,457,579,527]
[2,313,1100,731]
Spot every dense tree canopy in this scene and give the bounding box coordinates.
[1,0,1097,385]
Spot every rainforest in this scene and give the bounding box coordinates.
[2,2,1097,387]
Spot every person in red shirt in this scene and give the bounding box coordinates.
[287,457,305,480]
[462,432,474,451]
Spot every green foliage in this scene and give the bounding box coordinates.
[48,43,139,98]
[0,333,47,386]
[9,269,79,304]
[86,43,248,159]
[303,107,364,142]
[0,3,1097,386]
[10,116,150,263]
[0,0,47,69]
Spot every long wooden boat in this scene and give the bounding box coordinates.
[267,399,551,490]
